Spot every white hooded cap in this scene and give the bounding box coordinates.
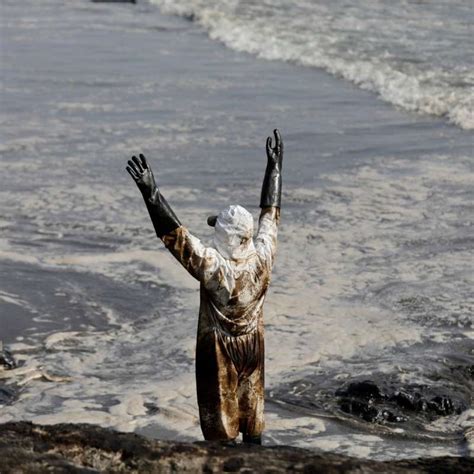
[213,205,256,260]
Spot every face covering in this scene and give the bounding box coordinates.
[211,205,256,261]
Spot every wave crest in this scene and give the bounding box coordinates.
[151,0,473,130]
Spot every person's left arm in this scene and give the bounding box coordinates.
[161,226,222,282]
[126,154,221,282]
[255,129,283,268]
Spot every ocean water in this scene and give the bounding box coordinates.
[152,0,474,130]
[0,0,473,461]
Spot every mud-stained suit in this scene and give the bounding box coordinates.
[126,130,283,443]
[162,205,278,440]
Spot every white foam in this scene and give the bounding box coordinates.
[0,251,40,265]
[56,102,114,112]
[44,332,81,350]
[0,291,30,308]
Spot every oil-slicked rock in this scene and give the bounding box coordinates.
[336,380,385,401]
[0,422,473,473]
[0,348,16,370]
[336,379,464,425]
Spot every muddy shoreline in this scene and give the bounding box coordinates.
[0,421,472,473]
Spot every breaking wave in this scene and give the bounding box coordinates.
[150,0,474,130]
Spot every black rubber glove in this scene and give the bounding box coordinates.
[260,129,283,209]
[126,154,181,238]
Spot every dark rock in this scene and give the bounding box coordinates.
[0,422,472,473]
[390,391,458,416]
[144,402,160,415]
[339,398,380,422]
[380,410,407,423]
[0,348,17,370]
[390,390,424,411]
[336,380,463,425]
[427,396,456,416]
[339,398,407,424]
[336,380,385,401]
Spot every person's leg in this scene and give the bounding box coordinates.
[196,332,240,441]
[237,331,265,443]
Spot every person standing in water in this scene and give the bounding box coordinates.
[126,130,283,444]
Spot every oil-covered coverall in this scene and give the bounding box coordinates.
[126,130,283,443]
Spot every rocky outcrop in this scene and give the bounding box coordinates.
[335,379,465,424]
[0,348,16,370]
[0,422,472,473]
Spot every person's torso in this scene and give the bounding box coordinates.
[200,253,270,336]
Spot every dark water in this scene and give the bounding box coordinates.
[0,0,472,460]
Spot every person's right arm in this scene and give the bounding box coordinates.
[126,154,221,283]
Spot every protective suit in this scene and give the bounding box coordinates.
[126,130,283,443]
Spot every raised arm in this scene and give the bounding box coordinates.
[126,154,181,238]
[256,129,283,266]
[260,129,283,210]
[126,154,220,283]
